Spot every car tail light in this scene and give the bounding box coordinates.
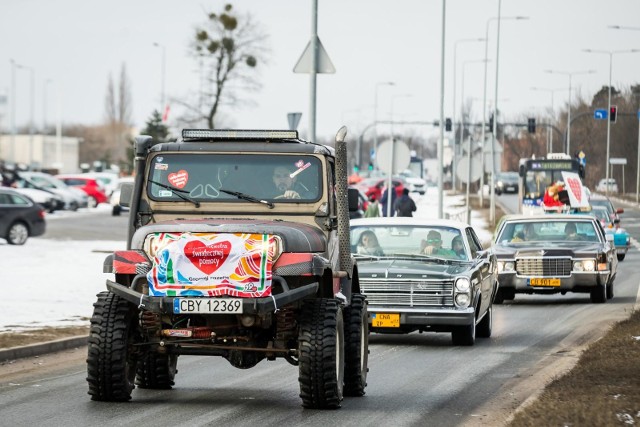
[38,209,46,219]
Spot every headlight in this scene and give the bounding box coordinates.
[455,277,470,292]
[455,293,470,307]
[574,260,595,272]
[498,261,515,273]
[573,261,584,271]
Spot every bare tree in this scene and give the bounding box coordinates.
[100,63,133,169]
[184,3,268,128]
[105,73,117,124]
[118,64,132,125]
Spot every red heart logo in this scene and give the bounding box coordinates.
[184,240,232,275]
[566,177,582,203]
[168,170,189,189]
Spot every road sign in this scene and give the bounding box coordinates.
[594,109,608,120]
[609,157,627,165]
[287,112,302,130]
[455,154,482,183]
[375,139,410,174]
[293,37,336,74]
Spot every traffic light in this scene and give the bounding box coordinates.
[353,165,359,173]
[610,105,617,123]
[445,118,452,132]
[488,114,494,133]
[368,162,374,171]
[527,118,536,133]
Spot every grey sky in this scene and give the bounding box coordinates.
[1,0,639,141]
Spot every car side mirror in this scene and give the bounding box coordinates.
[119,182,134,208]
[347,187,359,212]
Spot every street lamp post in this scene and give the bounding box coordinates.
[583,48,640,197]
[453,37,485,192]
[373,82,395,170]
[153,42,166,117]
[530,87,567,153]
[480,13,528,209]
[9,59,17,162]
[43,78,52,132]
[544,69,595,155]
[16,63,35,167]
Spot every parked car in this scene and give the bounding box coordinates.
[84,172,119,197]
[398,170,427,195]
[55,174,108,207]
[9,186,62,213]
[350,217,498,346]
[586,206,630,261]
[494,171,519,195]
[596,178,618,193]
[0,187,46,245]
[492,214,617,303]
[110,176,135,216]
[17,171,88,210]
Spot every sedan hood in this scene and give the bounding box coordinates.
[493,241,604,259]
[356,258,470,280]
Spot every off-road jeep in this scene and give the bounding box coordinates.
[86,128,368,409]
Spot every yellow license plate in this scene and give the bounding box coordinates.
[529,278,561,287]
[371,313,400,328]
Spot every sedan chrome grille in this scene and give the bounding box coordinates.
[516,257,572,277]
[360,280,454,306]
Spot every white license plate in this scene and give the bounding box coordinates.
[173,298,243,314]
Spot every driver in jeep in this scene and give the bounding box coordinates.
[272,165,306,199]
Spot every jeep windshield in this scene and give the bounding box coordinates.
[147,154,322,203]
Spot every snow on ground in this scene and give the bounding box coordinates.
[0,187,489,332]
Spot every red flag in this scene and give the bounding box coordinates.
[162,104,170,122]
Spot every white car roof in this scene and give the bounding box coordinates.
[350,217,470,230]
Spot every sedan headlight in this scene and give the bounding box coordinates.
[573,260,595,272]
[497,261,515,273]
[455,293,470,307]
[455,277,471,292]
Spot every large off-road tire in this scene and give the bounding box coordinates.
[298,298,345,409]
[590,283,607,304]
[87,291,139,401]
[452,317,476,346]
[136,352,178,389]
[343,294,368,397]
[6,222,28,245]
[476,305,492,338]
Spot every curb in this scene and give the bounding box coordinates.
[0,335,88,363]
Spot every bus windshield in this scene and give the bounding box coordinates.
[519,155,583,213]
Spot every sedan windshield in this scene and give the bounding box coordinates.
[496,220,601,244]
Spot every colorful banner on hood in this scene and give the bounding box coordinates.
[146,232,274,297]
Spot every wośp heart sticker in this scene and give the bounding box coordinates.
[184,240,232,275]
[168,170,189,189]
[566,177,582,203]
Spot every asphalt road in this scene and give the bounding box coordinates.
[2,198,639,426]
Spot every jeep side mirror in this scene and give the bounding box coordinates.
[347,187,359,212]
[119,182,134,208]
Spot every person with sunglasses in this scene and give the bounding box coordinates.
[271,165,302,199]
[422,230,457,257]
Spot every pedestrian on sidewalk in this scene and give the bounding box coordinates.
[364,194,380,217]
[380,186,397,217]
[394,188,417,217]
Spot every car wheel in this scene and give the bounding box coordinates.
[7,222,29,245]
[112,205,122,216]
[70,201,79,211]
[136,352,178,389]
[617,253,625,261]
[590,283,607,304]
[452,318,476,346]
[606,281,614,300]
[298,298,345,409]
[476,305,492,338]
[494,289,505,304]
[343,294,368,397]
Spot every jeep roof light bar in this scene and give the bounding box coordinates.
[182,129,299,141]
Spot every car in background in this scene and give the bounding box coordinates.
[84,171,119,197]
[494,171,519,195]
[350,217,497,346]
[398,170,427,195]
[492,214,617,303]
[110,176,135,216]
[0,187,46,245]
[596,178,618,193]
[55,174,108,207]
[589,194,623,222]
[588,206,630,261]
[17,171,88,211]
[9,186,62,213]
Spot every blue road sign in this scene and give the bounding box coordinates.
[594,109,608,120]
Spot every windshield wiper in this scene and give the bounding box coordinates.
[219,188,274,209]
[149,179,200,207]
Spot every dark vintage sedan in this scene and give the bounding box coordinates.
[350,217,498,346]
[492,214,617,304]
[0,187,46,245]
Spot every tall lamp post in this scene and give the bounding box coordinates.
[43,78,52,132]
[530,87,567,153]
[16,63,35,167]
[583,48,640,197]
[544,69,595,155]
[9,59,17,162]
[480,13,528,209]
[373,82,395,169]
[452,37,485,191]
[153,42,166,117]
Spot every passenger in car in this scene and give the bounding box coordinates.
[421,230,457,257]
[357,230,384,256]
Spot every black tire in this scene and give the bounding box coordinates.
[87,291,139,401]
[476,305,492,338]
[136,352,178,389]
[452,317,476,346]
[7,222,29,245]
[606,281,615,300]
[617,253,625,261]
[298,298,345,409]
[494,288,505,305]
[112,205,121,216]
[343,294,368,397]
[494,288,515,304]
[590,283,607,304]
